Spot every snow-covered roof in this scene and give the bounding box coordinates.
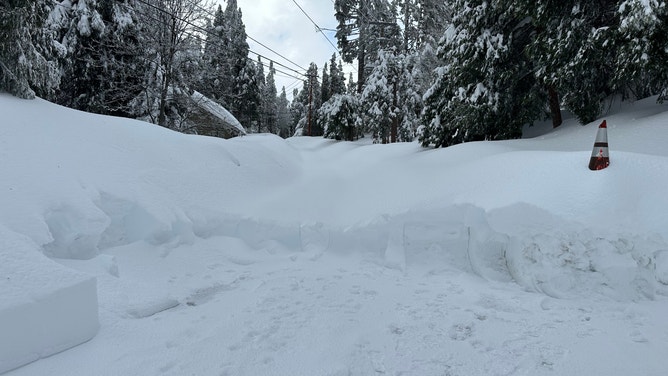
[190,91,246,136]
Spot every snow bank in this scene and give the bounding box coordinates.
[1,93,668,375]
[0,225,98,374]
[0,95,300,258]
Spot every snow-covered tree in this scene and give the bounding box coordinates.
[276,86,291,137]
[320,94,361,141]
[321,62,331,105]
[293,63,322,136]
[614,0,668,101]
[391,0,451,53]
[360,49,399,143]
[420,0,543,147]
[233,57,261,130]
[329,54,347,96]
[0,0,60,99]
[50,0,105,109]
[135,0,212,128]
[51,0,145,116]
[253,56,266,132]
[361,49,420,143]
[335,0,401,92]
[525,1,618,124]
[264,61,279,134]
[200,5,227,101]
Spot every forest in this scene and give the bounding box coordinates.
[1,0,666,147]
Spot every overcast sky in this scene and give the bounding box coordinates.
[215,0,352,100]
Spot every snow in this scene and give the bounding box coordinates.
[191,91,246,135]
[0,225,98,374]
[2,93,668,375]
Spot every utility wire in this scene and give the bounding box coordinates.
[290,0,341,57]
[132,0,308,80]
[192,1,308,72]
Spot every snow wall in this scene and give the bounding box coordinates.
[0,225,99,375]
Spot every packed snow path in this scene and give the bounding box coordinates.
[13,235,668,376]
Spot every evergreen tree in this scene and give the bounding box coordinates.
[254,56,266,133]
[51,0,105,109]
[235,57,262,130]
[360,49,399,143]
[415,0,452,48]
[320,94,361,141]
[321,62,331,104]
[277,86,291,137]
[290,87,306,136]
[329,54,347,96]
[420,0,542,147]
[525,1,618,124]
[347,72,356,94]
[360,49,419,143]
[264,60,279,134]
[294,63,322,136]
[93,0,146,117]
[335,0,401,92]
[51,0,144,117]
[614,0,668,101]
[0,0,60,99]
[201,5,227,101]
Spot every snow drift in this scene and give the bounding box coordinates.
[2,93,668,375]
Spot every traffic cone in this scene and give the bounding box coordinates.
[588,120,610,171]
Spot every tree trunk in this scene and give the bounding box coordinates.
[357,42,365,93]
[548,85,562,128]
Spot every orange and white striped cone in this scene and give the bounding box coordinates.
[588,120,610,171]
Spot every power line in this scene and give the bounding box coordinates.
[132,0,308,81]
[290,0,341,57]
[193,1,308,72]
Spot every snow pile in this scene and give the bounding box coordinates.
[0,225,98,374]
[0,95,299,258]
[1,93,668,375]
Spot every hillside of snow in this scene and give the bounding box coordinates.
[2,93,668,375]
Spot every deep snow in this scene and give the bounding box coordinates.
[1,93,668,375]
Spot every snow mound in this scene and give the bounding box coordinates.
[0,225,98,374]
[506,228,665,301]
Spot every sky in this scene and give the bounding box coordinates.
[216,0,353,99]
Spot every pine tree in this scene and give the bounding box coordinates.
[51,0,105,109]
[525,1,618,124]
[264,60,279,134]
[360,48,419,143]
[329,54,347,96]
[320,94,361,141]
[321,62,331,104]
[201,5,227,102]
[335,0,401,92]
[0,0,60,99]
[294,63,322,136]
[614,0,668,101]
[347,72,356,94]
[235,57,262,131]
[420,0,542,147]
[360,49,398,143]
[277,86,291,137]
[93,0,146,117]
[254,56,266,133]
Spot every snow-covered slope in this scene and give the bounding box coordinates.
[2,94,668,375]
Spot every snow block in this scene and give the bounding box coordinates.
[0,225,99,374]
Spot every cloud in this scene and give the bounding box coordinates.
[218,0,352,99]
